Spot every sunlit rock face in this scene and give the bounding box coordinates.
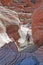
[0,21,12,47]
[0,6,21,47]
[7,23,33,51]
[32,7,43,47]
[0,6,20,26]
[18,25,32,47]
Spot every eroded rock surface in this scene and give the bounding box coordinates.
[32,6,43,47]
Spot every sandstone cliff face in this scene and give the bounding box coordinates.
[32,7,43,46]
[0,6,21,47]
[0,0,43,50]
[0,0,12,6]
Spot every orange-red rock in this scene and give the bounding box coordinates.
[25,0,43,8]
[1,0,12,6]
[7,25,20,47]
[24,0,43,13]
[32,6,43,46]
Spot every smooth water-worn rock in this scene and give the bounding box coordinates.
[32,7,43,47]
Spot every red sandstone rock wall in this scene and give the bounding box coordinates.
[0,0,43,13]
[32,6,43,46]
[0,0,43,50]
[1,0,12,6]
